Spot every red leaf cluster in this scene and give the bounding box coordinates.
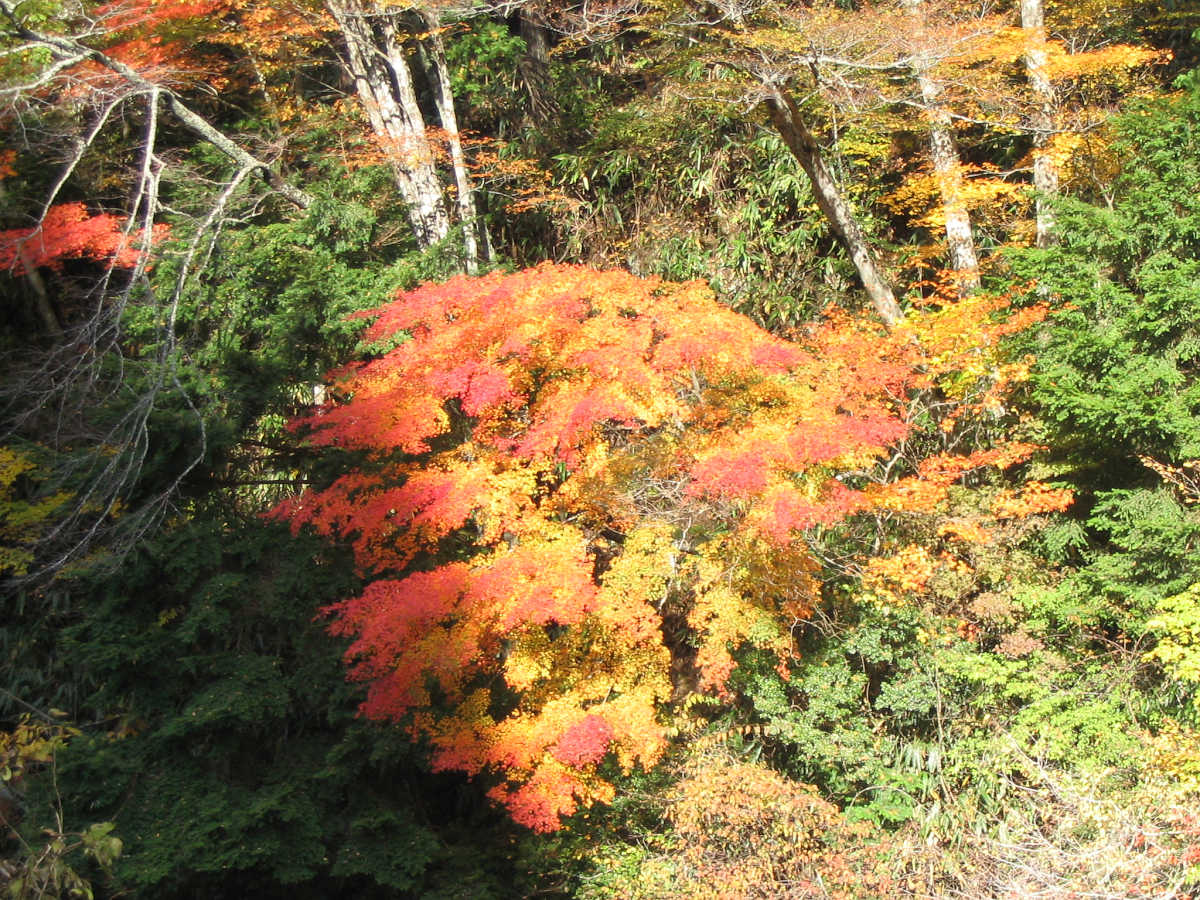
[552,714,616,768]
[0,204,168,275]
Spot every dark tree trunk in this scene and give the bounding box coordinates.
[518,5,559,126]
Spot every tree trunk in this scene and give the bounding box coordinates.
[904,0,980,294]
[19,247,61,337]
[418,9,489,272]
[518,4,559,126]
[327,0,451,249]
[1020,0,1059,248]
[764,86,903,326]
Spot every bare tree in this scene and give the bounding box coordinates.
[0,0,311,581]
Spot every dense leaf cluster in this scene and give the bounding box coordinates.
[3,1,1200,897]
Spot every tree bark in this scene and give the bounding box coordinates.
[764,85,903,326]
[518,4,560,126]
[327,0,452,248]
[904,0,980,294]
[1020,0,1059,248]
[418,9,489,272]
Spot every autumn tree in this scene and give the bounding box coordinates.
[274,263,1057,829]
[913,0,1170,248]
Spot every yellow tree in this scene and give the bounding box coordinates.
[927,0,1170,246]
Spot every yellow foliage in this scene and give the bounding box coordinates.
[595,521,677,641]
[0,715,79,783]
[883,166,1029,233]
[686,535,815,693]
[990,481,1075,519]
[1145,584,1200,685]
[1147,721,1200,796]
[656,746,900,898]
[1042,43,1170,82]
[0,445,72,577]
[863,544,938,604]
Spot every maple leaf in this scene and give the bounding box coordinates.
[275,263,1041,830]
[0,204,168,275]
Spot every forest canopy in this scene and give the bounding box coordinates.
[2,1,1200,897]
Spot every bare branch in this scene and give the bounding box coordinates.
[0,0,312,209]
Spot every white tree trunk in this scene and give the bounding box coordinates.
[419,9,488,272]
[1020,0,1059,248]
[327,0,451,249]
[904,0,980,294]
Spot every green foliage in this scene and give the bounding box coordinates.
[134,171,438,459]
[1002,77,1200,730]
[727,605,943,827]
[4,819,123,900]
[1009,81,1200,468]
[1,717,121,900]
[35,512,511,898]
[1019,490,1200,639]
[445,19,527,137]
[5,164,515,897]
[1145,583,1200,701]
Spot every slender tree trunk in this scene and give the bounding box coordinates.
[1020,0,1059,248]
[419,9,488,272]
[904,0,980,294]
[19,248,61,336]
[327,0,451,248]
[518,4,559,126]
[764,86,903,326]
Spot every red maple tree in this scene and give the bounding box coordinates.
[275,263,1060,829]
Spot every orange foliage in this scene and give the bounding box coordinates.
[851,280,1068,609]
[0,203,168,275]
[864,544,938,597]
[95,0,224,31]
[275,264,1049,829]
[62,0,228,86]
[990,480,1075,519]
